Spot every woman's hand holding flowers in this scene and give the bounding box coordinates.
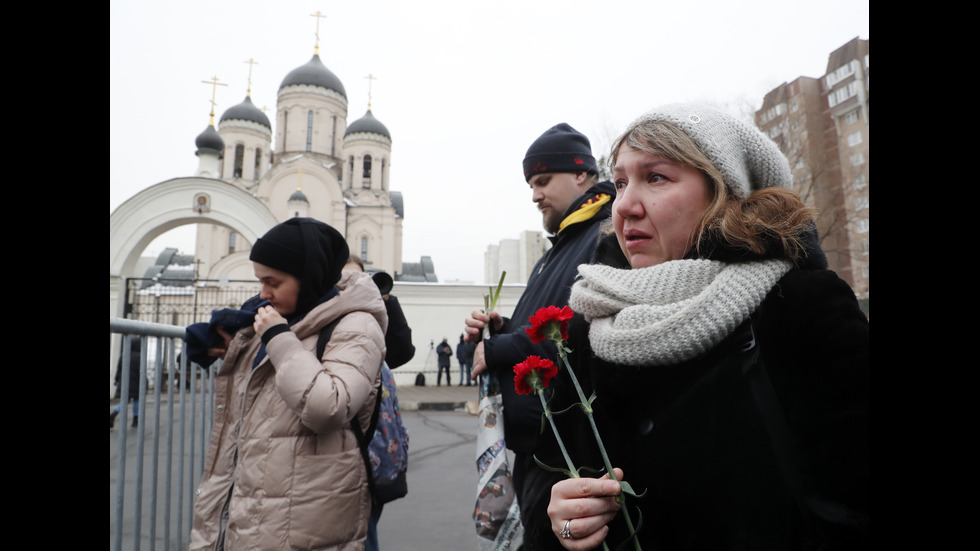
[513,306,643,551]
[548,469,624,550]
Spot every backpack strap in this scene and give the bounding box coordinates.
[315,313,384,507]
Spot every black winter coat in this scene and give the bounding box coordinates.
[383,295,415,369]
[483,181,615,455]
[522,233,869,550]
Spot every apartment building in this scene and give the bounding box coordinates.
[756,37,869,314]
[485,230,551,285]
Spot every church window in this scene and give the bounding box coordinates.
[281,112,288,152]
[361,237,368,262]
[348,156,354,188]
[306,111,314,152]
[363,155,372,188]
[233,144,244,178]
[254,148,262,182]
[381,159,386,190]
[229,232,237,254]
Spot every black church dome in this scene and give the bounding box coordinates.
[279,55,347,98]
[195,124,224,157]
[345,110,390,140]
[288,188,309,203]
[219,96,271,129]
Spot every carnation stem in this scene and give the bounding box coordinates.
[537,392,579,479]
[537,390,612,551]
[558,349,643,551]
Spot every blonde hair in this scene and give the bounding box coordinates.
[609,120,816,262]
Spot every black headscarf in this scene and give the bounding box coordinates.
[249,217,350,317]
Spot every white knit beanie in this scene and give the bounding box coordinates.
[630,103,792,199]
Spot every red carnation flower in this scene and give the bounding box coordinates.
[525,305,574,345]
[513,355,558,395]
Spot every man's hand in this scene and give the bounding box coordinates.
[471,341,488,378]
[464,309,503,342]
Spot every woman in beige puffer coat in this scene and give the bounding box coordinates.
[189,218,387,551]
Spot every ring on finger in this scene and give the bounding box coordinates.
[560,518,574,539]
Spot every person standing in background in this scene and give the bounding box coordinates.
[436,338,453,386]
[457,334,476,386]
[109,337,143,429]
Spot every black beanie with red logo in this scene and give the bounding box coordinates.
[522,123,598,182]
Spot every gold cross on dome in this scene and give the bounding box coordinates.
[244,58,258,96]
[201,75,228,125]
[311,11,327,55]
[365,73,377,110]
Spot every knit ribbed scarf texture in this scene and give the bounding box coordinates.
[568,259,792,366]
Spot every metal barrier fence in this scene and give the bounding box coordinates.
[109,317,216,551]
[125,278,262,329]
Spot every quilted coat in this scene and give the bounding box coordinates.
[189,270,388,551]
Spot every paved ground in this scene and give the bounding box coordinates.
[378,382,516,550]
[111,382,501,550]
[395,381,483,412]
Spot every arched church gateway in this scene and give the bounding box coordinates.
[110,36,409,320]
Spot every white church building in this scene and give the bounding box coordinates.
[109,40,527,388]
[191,46,405,282]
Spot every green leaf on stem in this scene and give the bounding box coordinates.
[532,455,576,478]
[619,480,646,498]
[611,510,644,551]
[488,271,506,312]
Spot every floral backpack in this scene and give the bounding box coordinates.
[366,363,409,505]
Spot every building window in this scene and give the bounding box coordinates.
[362,155,372,187]
[845,110,860,124]
[760,103,786,124]
[850,153,865,166]
[233,144,244,178]
[861,240,869,255]
[306,110,313,152]
[825,61,856,87]
[855,196,869,211]
[361,237,368,262]
[229,232,237,254]
[254,148,262,182]
[348,156,354,188]
[828,82,858,107]
[854,174,867,190]
[857,218,869,233]
[790,101,798,113]
[847,131,863,147]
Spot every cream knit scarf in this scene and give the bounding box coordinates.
[568,259,792,366]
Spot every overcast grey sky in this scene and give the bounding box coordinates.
[110,0,869,283]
